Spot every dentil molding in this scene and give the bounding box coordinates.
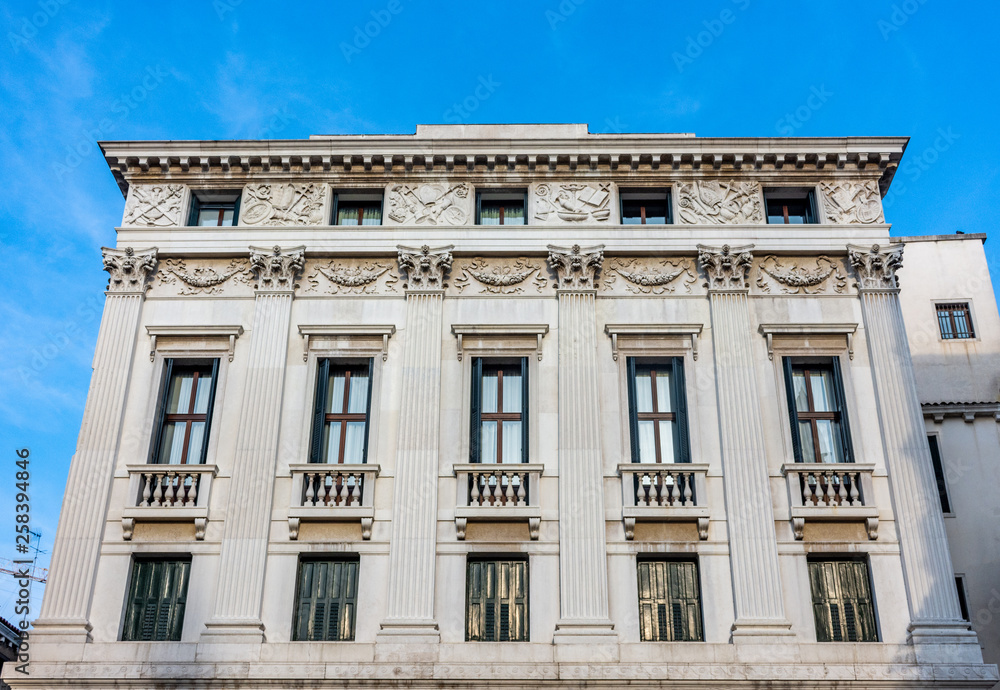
[102,247,158,293]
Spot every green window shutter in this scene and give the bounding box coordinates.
[782,357,804,463]
[830,357,854,462]
[808,560,877,642]
[469,358,483,463]
[150,359,175,464]
[520,357,529,463]
[626,357,640,464]
[310,359,331,463]
[671,357,690,463]
[361,358,374,463]
[466,560,527,642]
[196,359,220,464]
[122,559,190,641]
[636,560,703,641]
[292,559,358,641]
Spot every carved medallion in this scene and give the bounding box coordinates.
[697,244,754,290]
[386,183,471,225]
[533,183,611,223]
[821,180,884,224]
[602,258,697,294]
[547,244,604,289]
[755,256,847,294]
[157,258,253,295]
[452,258,548,294]
[848,243,904,290]
[122,185,185,226]
[397,244,454,289]
[305,260,398,295]
[241,184,325,226]
[103,247,158,293]
[677,180,762,224]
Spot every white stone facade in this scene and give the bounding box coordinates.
[9,125,998,688]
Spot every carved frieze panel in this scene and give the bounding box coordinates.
[532,182,612,224]
[122,184,185,226]
[821,180,884,224]
[240,183,326,226]
[305,259,399,295]
[451,257,549,295]
[385,183,472,225]
[677,180,762,224]
[153,258,254,296]
[601,257,699,295]
[754,255,848,295]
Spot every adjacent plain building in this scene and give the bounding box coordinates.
[9,124,999,688]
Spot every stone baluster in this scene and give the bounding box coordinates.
[698,244,793,641]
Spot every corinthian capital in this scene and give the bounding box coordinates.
[102,246,157,293]
[397,244,454,289]
[547,244,604,289]
[848,243,904,290]
[249,245,305,292]
[697,244,754,290]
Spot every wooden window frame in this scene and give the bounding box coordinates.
[782,357,853,464]
[150,359,219,465]
[292,556,360,642]
[465,557,529,642]
[470,357,529,464]
[619,188,672,225]
[807,557,879,642]
[626,357,690,464]
[121,557,191,642]
[636,557,703,642]
[764,188,817,225]
[310,359,374,464]
[475,189,528,226]
[935,302,975,340]
[187,191,241,227]
[331,192,383,226]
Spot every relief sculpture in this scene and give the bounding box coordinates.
[755,256,847,294]
[452,258,548,294]
[677,180,762,224]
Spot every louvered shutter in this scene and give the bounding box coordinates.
[293,559,359,641]
[520,357,529,463]
[196,359,220,464]
[830,357,854,463]
[469,358,483,463]
[626,357,640,464]
[782,357,804,463]
[671,357,690,463]
[466,560,527,642]
[361,358,374,463]
[150,359,175,464]
[122,559,190,641]
[310,359,330,463]
[636,560,703,641]
[809,560,877,643]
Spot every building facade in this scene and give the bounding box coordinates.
[9,124,998,688]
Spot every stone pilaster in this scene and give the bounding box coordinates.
[377,245,452,645]
[34,247,157,643]
[548,244,616,644]
[850,244,982,660]
[698,244,792,640]
[202,246,304,643]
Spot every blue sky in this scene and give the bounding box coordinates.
[0,0,997,619]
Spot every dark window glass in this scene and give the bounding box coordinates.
[927,435,952,513]
[765,188,817,224]
[188,191,241,226]
[293,558,359,641]
[637,560,703,641]
[936,303,975,339]
[808,559,878,642]
[627,358,689,463]
[122,558,191,641]
[621,189,671,224]
[311,361,372,464]
[783,358,852,463]
[153,361,218,465]
[956,576,970,622]
[477,191,526,225]
[466,559,528,641]
[333,193,382,226]
[470,358,528,463]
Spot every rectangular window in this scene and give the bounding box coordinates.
[620,188,671,224]
[636,559,703,641]
[936,302,975,339]
[466,559,528,641]
[956,576,970,622]
[310,360,373,464]
[188,190,241,226]
[470,358,528,463]
[627,358,690,463]
[122,558,191,641]
[476,189,527,225]
[927,435,952,513]
[332,191,382,226]
[808,559,878,642]
[151,360,219,465]
[292,558,359,641]
[783,357,853,463]
[765,187,817,224]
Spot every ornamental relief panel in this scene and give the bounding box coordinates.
[122,184,185,226]
[532,182,612,224]
[305,259,399,295]
[384,182,472,225]
[601,257,700,295]
[821,180,884,224]
[153,258,254,296]
[450,257,550,295]
[677,180,763,224]
[753,255,849,295]
[240,183,326,226]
